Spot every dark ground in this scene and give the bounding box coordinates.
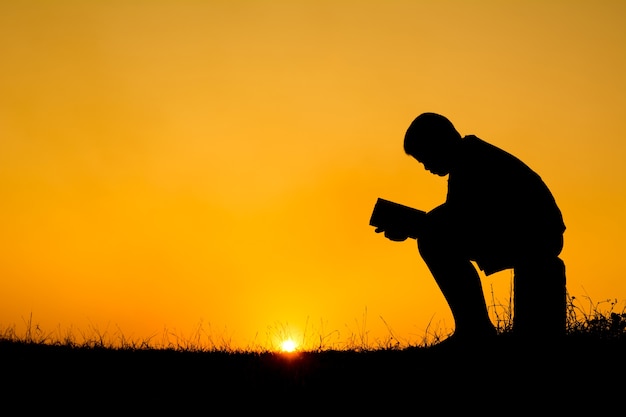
[3,334,624,414]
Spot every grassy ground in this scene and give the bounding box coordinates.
[2,297,625,413]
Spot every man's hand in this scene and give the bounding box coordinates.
[369,199,425,240]
[375,227,409,242]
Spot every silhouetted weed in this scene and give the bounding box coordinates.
[1,296,625,412]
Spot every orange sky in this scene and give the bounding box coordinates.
[1,1,625,351]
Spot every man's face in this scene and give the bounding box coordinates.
[411,153,450,176]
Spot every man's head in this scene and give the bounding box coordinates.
[404,112,462,176]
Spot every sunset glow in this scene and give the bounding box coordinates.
[280,339,298,353]
[0,1,625,351]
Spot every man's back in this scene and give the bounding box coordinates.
[446,135,565,272]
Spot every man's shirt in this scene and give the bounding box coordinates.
[442,135,565,273]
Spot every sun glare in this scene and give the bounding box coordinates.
[280,339,297,353]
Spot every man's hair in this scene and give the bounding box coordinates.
[404,113,461,156]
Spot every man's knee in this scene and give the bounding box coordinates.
[417,225,461,263]
[417,232,440,261]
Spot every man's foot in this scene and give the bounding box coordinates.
[429,329,497,352]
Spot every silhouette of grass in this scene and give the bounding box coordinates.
[2,294,625,352]
[1,295,625,412]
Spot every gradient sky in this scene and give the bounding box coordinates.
[1,1,625,350]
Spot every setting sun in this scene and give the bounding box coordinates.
[280,339,298,353]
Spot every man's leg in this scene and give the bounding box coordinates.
[417,234,496,340]
[513,257,566,339]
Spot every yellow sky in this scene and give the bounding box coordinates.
[1,1,625,350]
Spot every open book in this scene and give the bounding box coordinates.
[369,198,426,240]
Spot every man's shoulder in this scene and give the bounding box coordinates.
[459,135,499,160]
[461,135,520,161]
[462,135,491,147]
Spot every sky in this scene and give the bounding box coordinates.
[1,1,625,351]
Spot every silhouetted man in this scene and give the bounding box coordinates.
[376,112,566,345]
